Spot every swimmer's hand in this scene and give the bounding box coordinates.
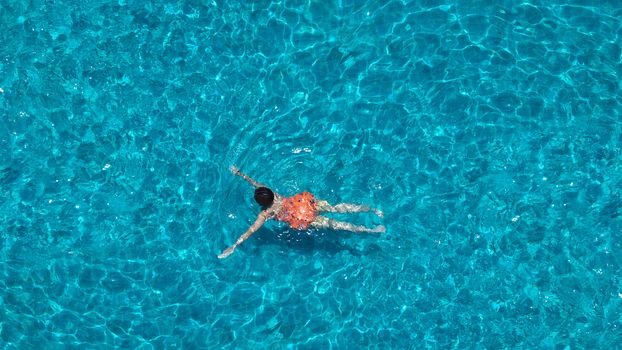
[218,213,267,259]
[373,225,386,233]
[229,165,240,175]
[218,246,236,259]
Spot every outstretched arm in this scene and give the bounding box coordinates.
[230,165,265,188]
[218,211,269,259]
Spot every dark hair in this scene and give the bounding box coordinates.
[254,187,274,208]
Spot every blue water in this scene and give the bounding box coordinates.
[1,0,621,348]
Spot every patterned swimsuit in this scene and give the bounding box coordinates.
[275,192,317,230]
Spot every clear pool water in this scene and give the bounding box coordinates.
[1,0,621,348]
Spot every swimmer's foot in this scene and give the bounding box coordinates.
[371,225,386,233]
[373,208,384,219]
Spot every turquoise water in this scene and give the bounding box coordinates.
[1,0,621,348]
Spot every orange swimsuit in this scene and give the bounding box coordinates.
[276,192,317,230]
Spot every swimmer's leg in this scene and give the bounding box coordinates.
[316,200,384,218]
[311,216,385,233]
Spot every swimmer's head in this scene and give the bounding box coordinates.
[254,187,274,208]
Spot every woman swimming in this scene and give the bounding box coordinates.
[218,166,385,259]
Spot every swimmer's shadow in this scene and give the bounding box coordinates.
[252,227,382,257]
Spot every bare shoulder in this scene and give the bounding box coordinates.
[261,207,277,219]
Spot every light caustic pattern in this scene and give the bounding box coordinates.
[0,1,621,349]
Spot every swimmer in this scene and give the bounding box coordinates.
[218,165,385,259]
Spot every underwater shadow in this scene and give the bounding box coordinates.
[252,226,383,257]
